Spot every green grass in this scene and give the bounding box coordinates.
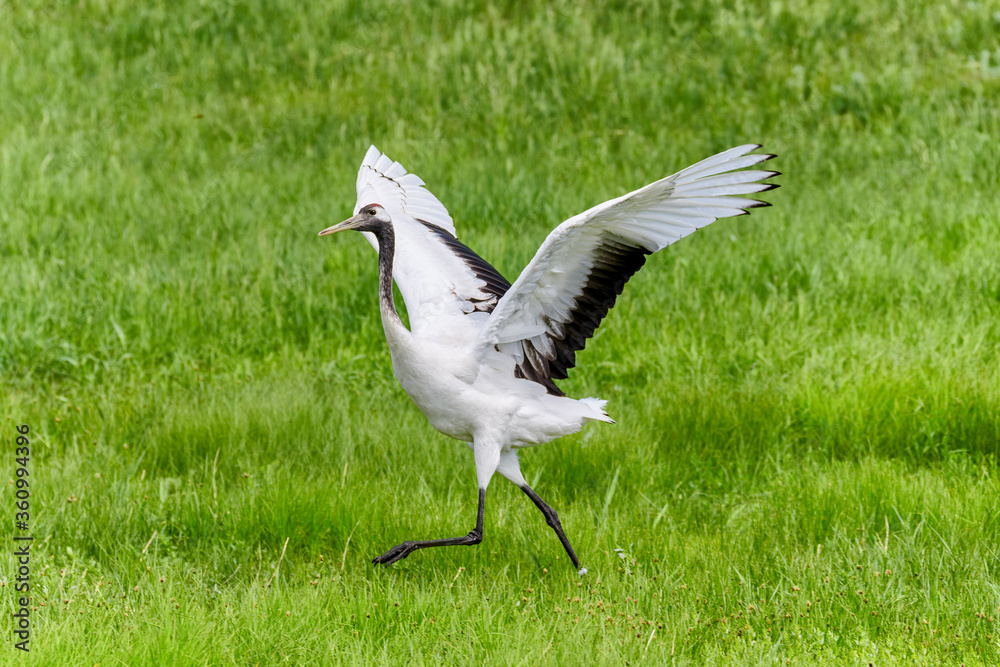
[2,0,1000,663]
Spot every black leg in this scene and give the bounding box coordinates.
[520,484,580,569]
[372,487,486,566]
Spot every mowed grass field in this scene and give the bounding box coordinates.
[2,0,1000,663]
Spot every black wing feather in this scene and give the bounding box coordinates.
[514,234,650,396]
[417,219,511,313]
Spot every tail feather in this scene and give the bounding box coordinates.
[580,397,615,424]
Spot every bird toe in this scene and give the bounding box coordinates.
[372,541,416,566]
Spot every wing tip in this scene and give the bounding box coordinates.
[740,145,778,166]
[747,149,778,167]
[362,144,382,167]
[742,181,781,210]
[747,178,782,203]
[354,146,457,235]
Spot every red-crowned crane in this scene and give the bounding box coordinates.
[319,145,779,571]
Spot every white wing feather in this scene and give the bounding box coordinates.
[352,146,506,343]
[475,144,778,385]
[354,146,455,235]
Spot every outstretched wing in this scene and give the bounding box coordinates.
[354,146,456,235]
[475,144,779,395]
[352,146,511,342]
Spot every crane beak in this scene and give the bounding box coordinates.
[318,214,364,237]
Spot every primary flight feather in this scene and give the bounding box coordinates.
[319,144,779,570]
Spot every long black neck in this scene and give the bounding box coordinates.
[372,223,402,327]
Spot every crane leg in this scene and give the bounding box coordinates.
[372,488,486,566]
[520,484,580,569]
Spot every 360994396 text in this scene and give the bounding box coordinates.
[13,424,32,652]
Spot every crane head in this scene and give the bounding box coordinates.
[318,203,391,236]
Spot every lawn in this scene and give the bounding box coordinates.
[2,0,999,664]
